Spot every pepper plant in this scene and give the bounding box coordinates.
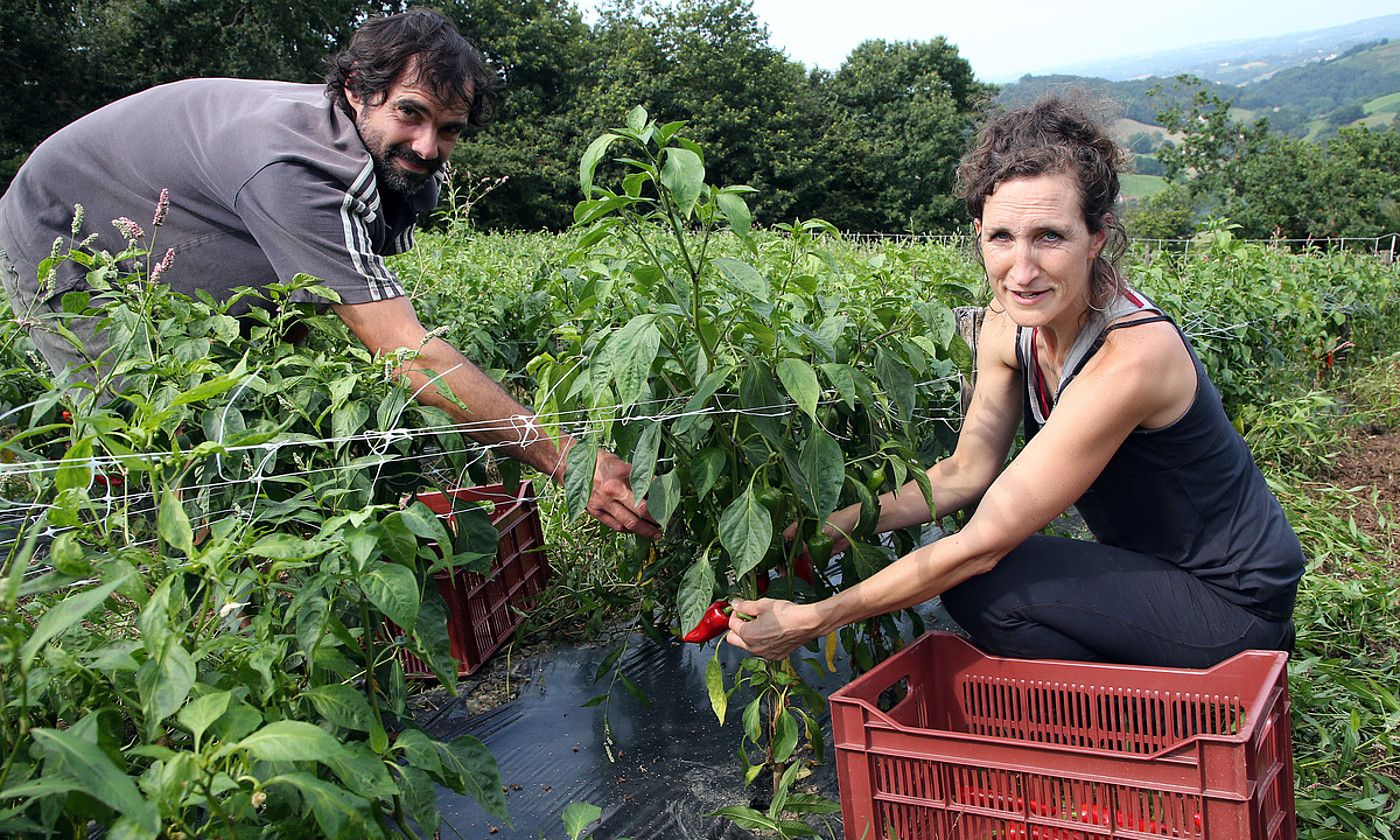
[0,230,509,837]
[528,107,970,817]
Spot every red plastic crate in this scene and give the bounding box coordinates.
[390,481,548,679]
[829,632,1294,840]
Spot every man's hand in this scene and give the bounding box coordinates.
[586,450,661,538]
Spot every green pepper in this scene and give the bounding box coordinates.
[806,532,834,569]
[865,465,886,495]
[755,485,787,523]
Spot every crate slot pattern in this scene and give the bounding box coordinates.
[830,632,1294,840]
[389,482,548,679]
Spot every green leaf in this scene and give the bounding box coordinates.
[705,650,727,724]
[660,147,705,217]
[948,333,975,379]
[691,447,727,500]
[438,734,509,822]
[30,728,160,838]
[304,685,376,733]
[394,728,444,777]
[712,257,769,302]
[580,133,620,196]
[136,638,196,735]
[248,533,330,561]
[608,315,661,408]
[716,192,752,234]
[398,766,441,839]
[678,552,716,637]
[20,575,127,669]
[914,298,957,349]
[377,511,418,566]
[798,429,845,522]
[776,358,821,420]
[236,720,348,764]
[646,470,680,530]
[629,422,661,504]
[719,490,773,578]
[876,349,916,423]
[412,589,458,687]
[625,105,648,132]
[742,697,762,742]
[332,400,370,441]
[158,490,194,559]
[362,561,419,631]
[772,709,800,763]
[54,437,94,493]
[168,359,247,407]
[707,806,779,831]
[818,363,858,410]
[268,772,378,840]
[563,801,603,840]
[323,741,396,798]
[400,499,452,548]
[177,690,231,748]
[564,437,598,521]
[679,365,736,414]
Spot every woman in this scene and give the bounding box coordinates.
[725,96,1304,668]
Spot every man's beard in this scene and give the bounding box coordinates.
[372,144,441,196]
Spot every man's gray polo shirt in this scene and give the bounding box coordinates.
[0,78,435,319]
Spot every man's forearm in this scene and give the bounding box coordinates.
[399,337,568,478]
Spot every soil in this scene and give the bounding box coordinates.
[1324,425,1400,569]
[406,635,561,722]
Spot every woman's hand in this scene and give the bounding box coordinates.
[724,597,823,660]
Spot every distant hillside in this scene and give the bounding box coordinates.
[1043,14,1400,83]
[1234,40,1400,133]
[997,75,1204,126]
[1000,37,1400,140]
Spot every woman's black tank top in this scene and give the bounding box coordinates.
[1016,289,1305,620]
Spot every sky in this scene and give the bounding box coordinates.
[574,0,1400,83]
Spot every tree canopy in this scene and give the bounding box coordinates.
[3,1,1395,236]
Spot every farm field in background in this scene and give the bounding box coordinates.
[0,180,1397,837]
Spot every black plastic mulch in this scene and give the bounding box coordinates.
[419,602,961,840]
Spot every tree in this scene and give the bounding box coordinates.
[1153,78,1400,239]
[578,0,828,226]
[819,38,993,232]
[433,0,597,230]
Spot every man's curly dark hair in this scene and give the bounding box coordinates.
[324,8,500,132]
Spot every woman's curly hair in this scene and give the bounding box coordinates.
[957,94,1129,307]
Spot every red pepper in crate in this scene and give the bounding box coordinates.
[682,600,731,643]
[1001,823,1086,840]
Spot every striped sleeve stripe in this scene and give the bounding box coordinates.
[339,162,403,300]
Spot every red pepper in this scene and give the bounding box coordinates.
[60,409,72,423]
[94,472,125,488]
[793,553,817,585]
[682,600,731,643]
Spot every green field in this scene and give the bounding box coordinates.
[1363,89,1400,115]
[1120,173,1169,200]
[1,165,1398,837]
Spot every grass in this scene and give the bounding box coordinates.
[1241,351,1400,838]
[1362,90,1400,116]
[1120,173,1168,201]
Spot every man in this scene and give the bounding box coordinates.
[0,9,658,537]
